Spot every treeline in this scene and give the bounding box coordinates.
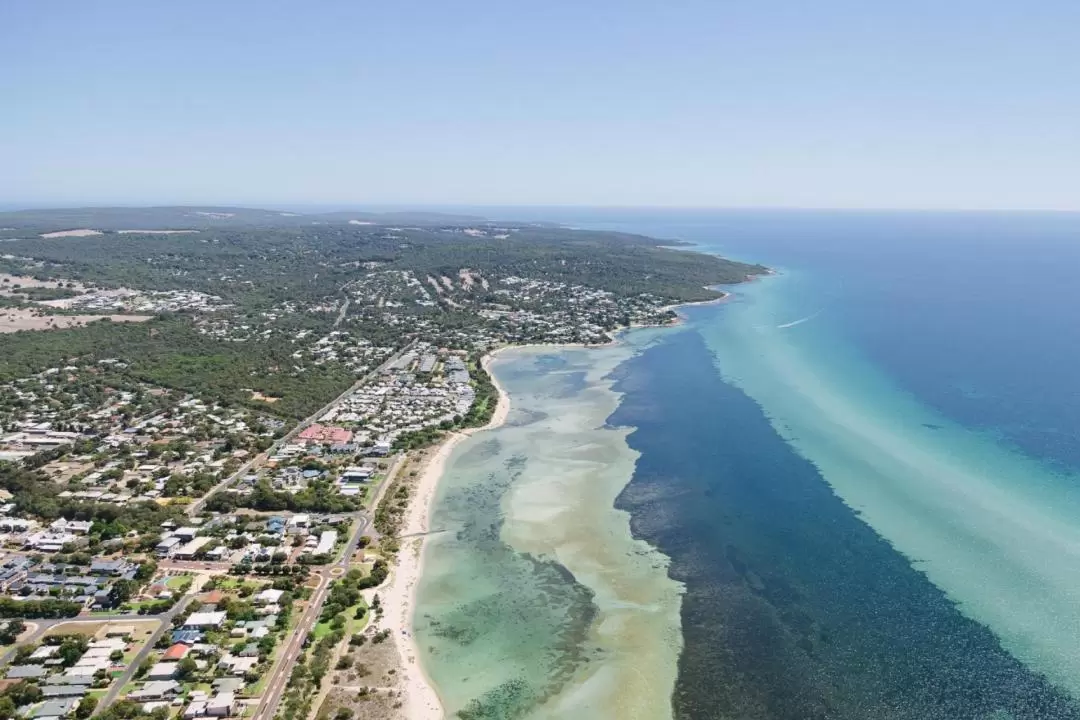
[0,316,354,419]
[0,461,184,536]
[204,479,362,514]
[0,596,82,619]
[1,223,765,309]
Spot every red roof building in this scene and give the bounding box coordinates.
[162,643,190,661]
[297,424,353,445]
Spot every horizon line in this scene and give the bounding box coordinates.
[2,202,1079,216]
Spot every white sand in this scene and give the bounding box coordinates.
[383,351,512,719]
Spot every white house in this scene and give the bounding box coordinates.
[184,611,227,629]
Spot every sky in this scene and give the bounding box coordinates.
[2,1,1079,211]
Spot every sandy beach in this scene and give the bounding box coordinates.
[382,351,513,719]
[384,330,699,717]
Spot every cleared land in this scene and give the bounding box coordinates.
[0,309,152,332]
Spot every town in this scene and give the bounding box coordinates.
[0,212,762,720]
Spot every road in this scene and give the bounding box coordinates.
[23,341,411,717]
[250,512,374,720]
[94,594,197,713]
[187,339,416,517]
[250,452,404,720]
[0,613,161,668]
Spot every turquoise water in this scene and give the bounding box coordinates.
[420,210,1080,718]
[414,343,683,719]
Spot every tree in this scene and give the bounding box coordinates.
[3,681,42,707]
[176,656,198,682]
[134,560,157,581]
[75,696,98,719]
[0,696,15,720]
[0,619,25,644]
[109,579,137,605]
[58,636,89,666]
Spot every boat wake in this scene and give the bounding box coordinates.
[777,309,823,329]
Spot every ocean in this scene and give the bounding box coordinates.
[415,210,1080,719]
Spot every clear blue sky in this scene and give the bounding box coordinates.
[3,1,1078,210]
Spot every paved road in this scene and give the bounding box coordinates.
[187,339,416,517]
[95,594,196,714]
[250,452,407,720]
[250,514,372,720]
[0,613,160,668]
[16,342,411,718]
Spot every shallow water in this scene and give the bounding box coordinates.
[417,210,1080,718]
[414,342,682,719]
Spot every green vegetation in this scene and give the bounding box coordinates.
[0,461,185,537]
[0,620,25,644]
[0,219,761,307]
[0,209,763,428]
[0,317,354,419]
[204,478,363,514]
[0,596,81,619]
[94,699,168,720]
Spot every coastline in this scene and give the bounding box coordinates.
[383,351,513,719]
[384,287,746,718]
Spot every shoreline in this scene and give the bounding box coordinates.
[384,351,513,719]
[384,287,749,718]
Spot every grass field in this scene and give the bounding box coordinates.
[166,575,192,590]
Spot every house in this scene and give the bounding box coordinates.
[183,701,207,719]
[254,588,283,605]
[90,559,134,577]
[312,531,336,556]
[297,424,353,445]
[162,644,190,661]
[287,514,310,531]
[184,611,227,629]
[156,536,182,557]
[50,519,93,535]
[206,692,236,717]
[174,537,212,560]
[217,655,258,676]
[6,664,46,679]
[128,681,180,701]
[25,532,77,553]
[29,698,78,718]
[211,678,244,694]
[40,685,90,699]
[340,466,372,483]
[173,527,199,542]
[29,645,61,662]
[145,662,178,680]
[171,630,202,645]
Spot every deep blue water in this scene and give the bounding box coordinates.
[610,329,1077,719]
[490,209,1080,474]
[485,209,1080,717]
